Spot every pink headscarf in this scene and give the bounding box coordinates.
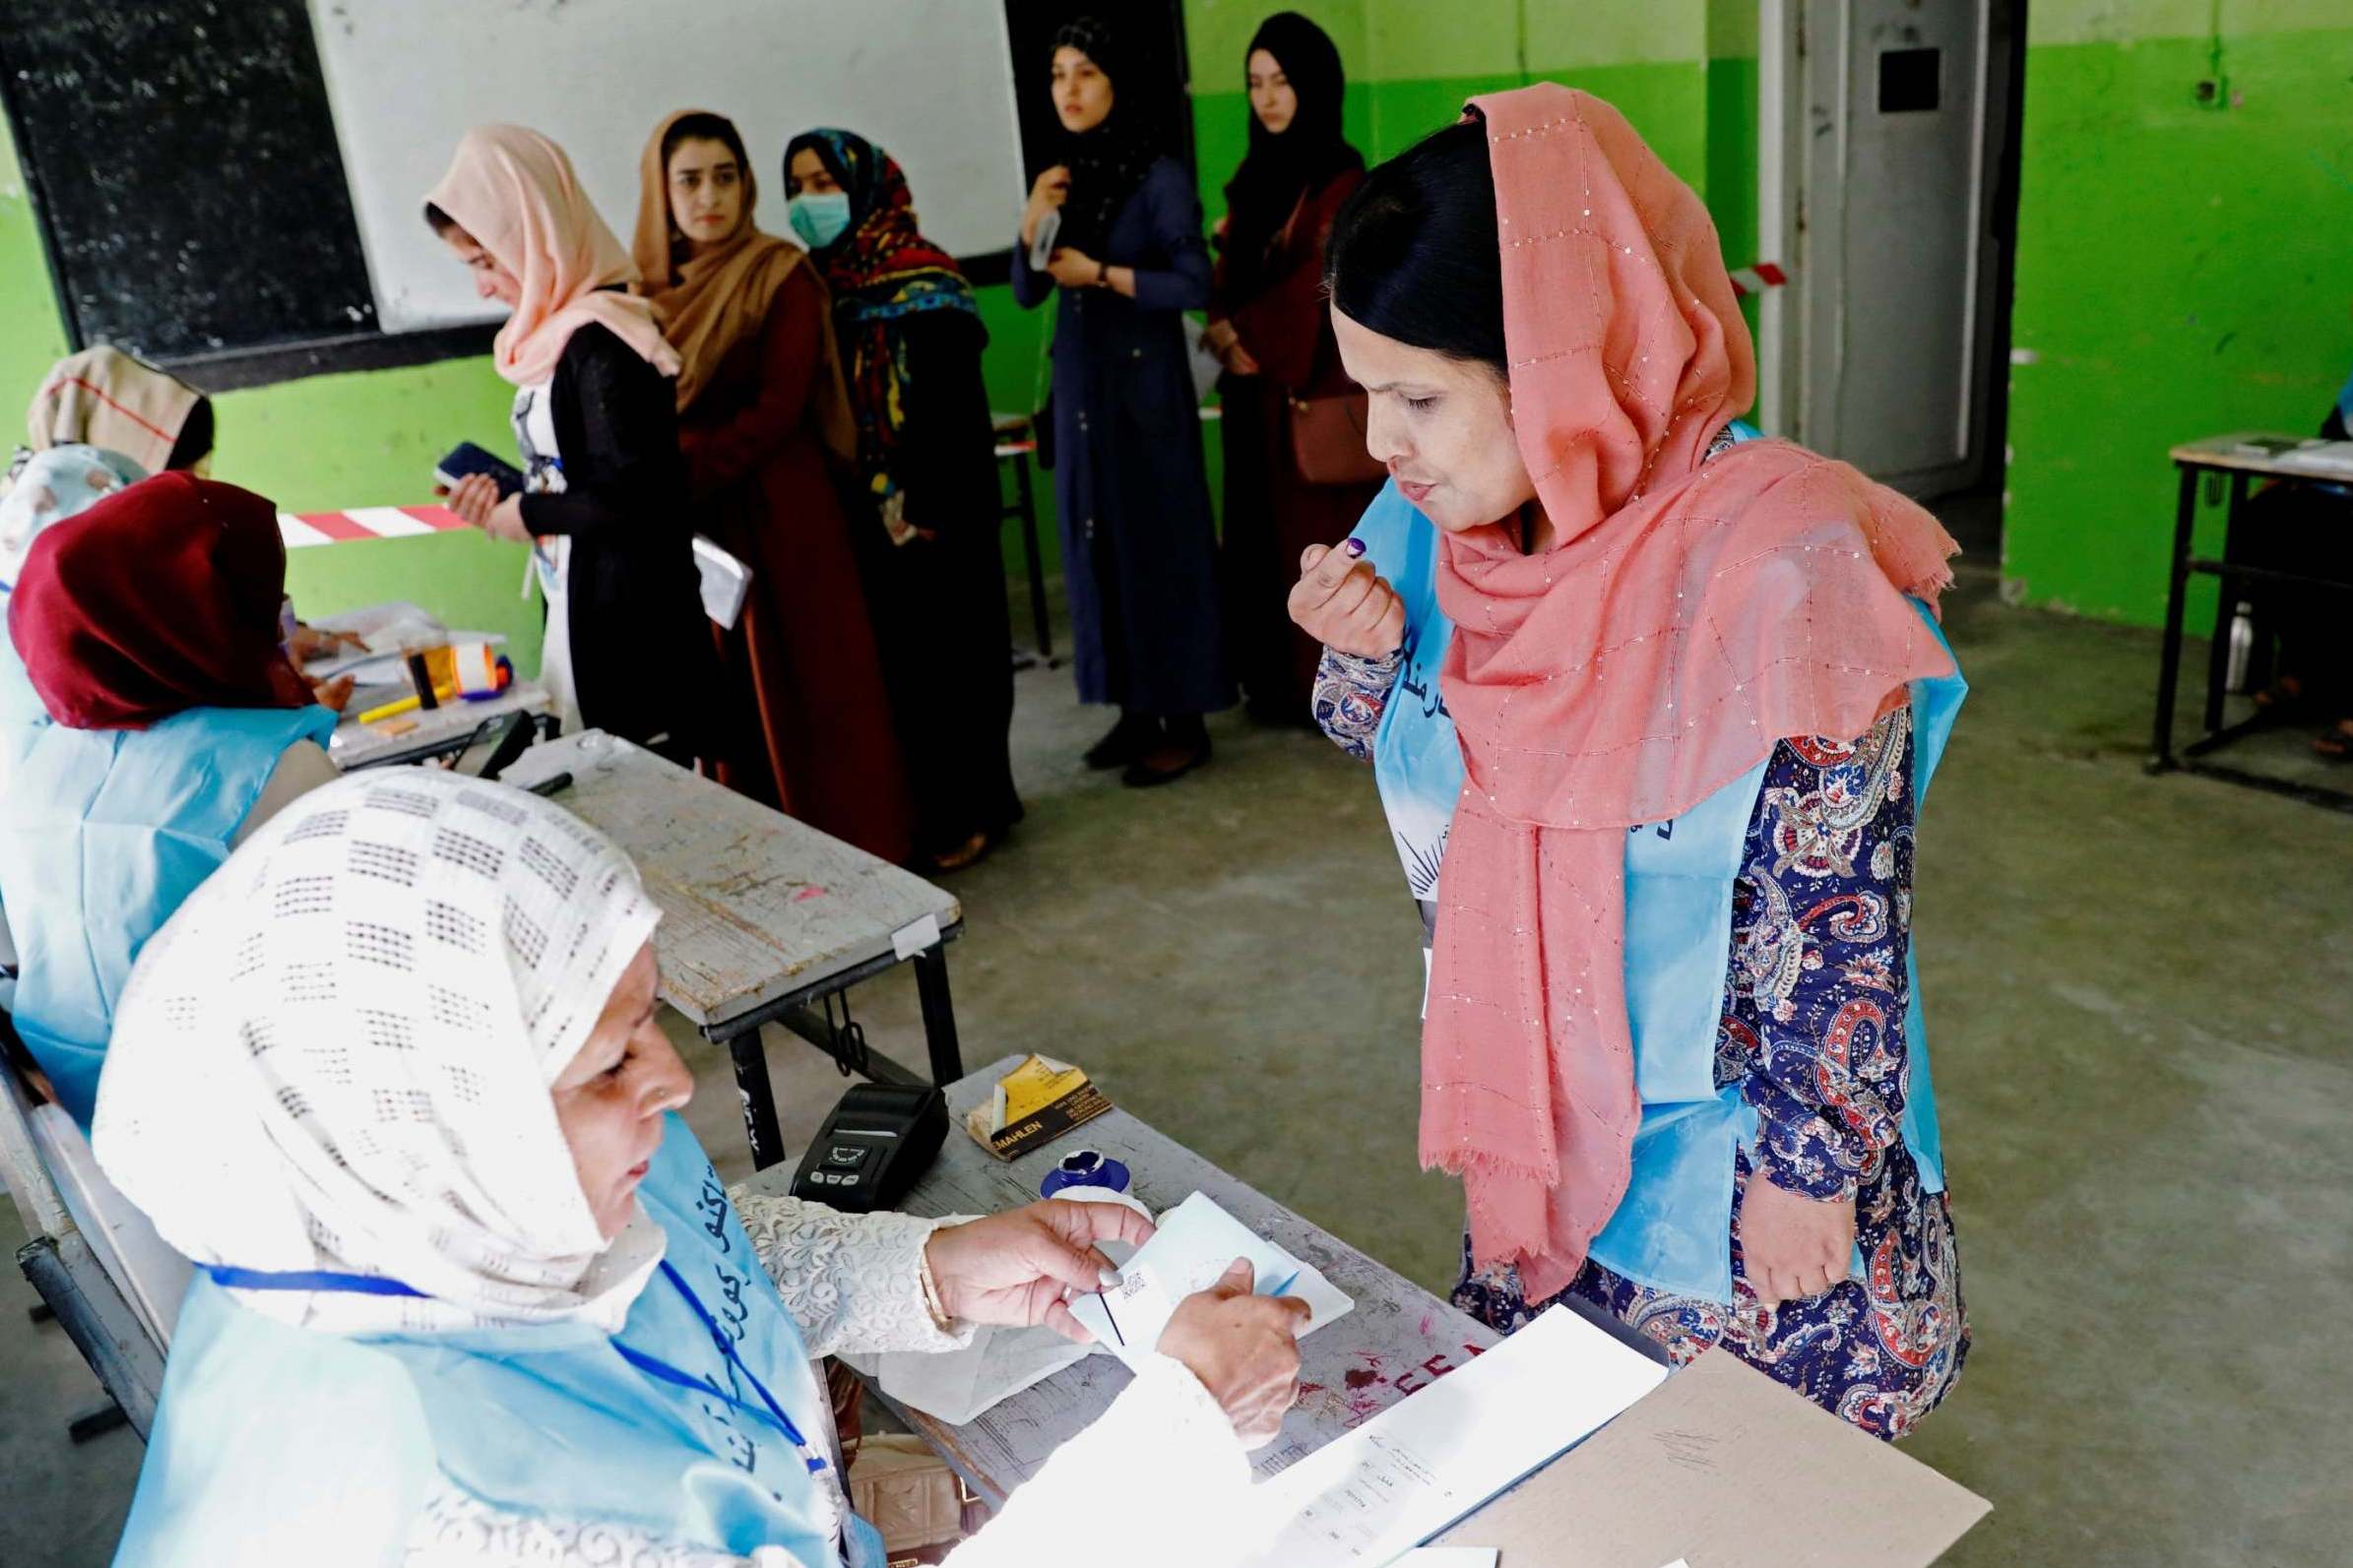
[427,125,682,388]
[1421,86,1960,1302]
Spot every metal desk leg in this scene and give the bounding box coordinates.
[911,945,966,1087]
[728,1026,787,1170]
[1012,450,1053,663]
[2152,466,2199,771]
[2202,472,2250,733]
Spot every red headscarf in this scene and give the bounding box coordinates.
[8,472,317,729]
[1420,87,1960,1301]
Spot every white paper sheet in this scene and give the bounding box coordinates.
[1395,1551,1498,1567]
[1064,1192,1352,1369]
[1242,1305,1669,1566]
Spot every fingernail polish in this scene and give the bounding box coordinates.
[1344,537,1366,558]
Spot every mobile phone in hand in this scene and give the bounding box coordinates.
[434,442,525,500]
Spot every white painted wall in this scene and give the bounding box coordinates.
[307,0,1025,332]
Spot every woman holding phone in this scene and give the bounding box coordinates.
[427,124,715,764]
[1015,15,1230,786]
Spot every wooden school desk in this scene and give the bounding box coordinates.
[740,1051,1511,1506]
[501,731,965,1169]
[2155,434,2353,811]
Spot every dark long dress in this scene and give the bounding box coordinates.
[1012,157,1231,717]
[518,322,717,758]
[848,309,1023,858]
[1211,167,1382,722]
[680,264,916,863]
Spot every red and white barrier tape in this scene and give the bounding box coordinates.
[277,504,470,548]
[1728,261,1789,298]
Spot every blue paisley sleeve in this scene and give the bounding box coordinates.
[1310,645,1403,762]
[1732,710,1916,1204]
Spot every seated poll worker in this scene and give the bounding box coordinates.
[0,475,340,1129]
[97,769,1308,1568]
[3,345,361,677]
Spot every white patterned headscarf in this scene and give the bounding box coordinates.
[93,770,667,1334]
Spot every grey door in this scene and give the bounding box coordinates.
[1802,0,1993,497]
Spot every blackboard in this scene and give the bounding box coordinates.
[0,1,393,381]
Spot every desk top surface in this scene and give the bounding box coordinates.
[329,682,554,771]
[742,1052,1497,1505]
[502,731,960,1029]
[2171,432,2353,479]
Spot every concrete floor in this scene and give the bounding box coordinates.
[5,546,2351,1566]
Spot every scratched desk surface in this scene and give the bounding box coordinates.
[740,1052,1498,1504]
[501,731,961,1031]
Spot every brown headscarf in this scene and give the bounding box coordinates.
[630,109,856,458]
[26,347,201,474]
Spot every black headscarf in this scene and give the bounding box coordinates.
[1220,12,1362,301]
[1051,15,1159,256]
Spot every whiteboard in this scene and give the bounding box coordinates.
[306,0,1026,333]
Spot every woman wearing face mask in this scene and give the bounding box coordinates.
[99,769,1310,1568]
[1298,88,1971,1437]
[426,126,717,766]
[632,111,916,862]
[1206,13,1379,724]
[780,129,1023,873]
[1015,15,1231,786]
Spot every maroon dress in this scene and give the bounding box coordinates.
[1211,167,1382,722]
[681,263,915,863]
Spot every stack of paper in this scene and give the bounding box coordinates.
[1242,1306,1669,1566]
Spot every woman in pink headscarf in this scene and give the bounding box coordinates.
[1294,87,1971,1437]
[424,125,716,763]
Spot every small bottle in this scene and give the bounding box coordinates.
[2225,601,2255,695]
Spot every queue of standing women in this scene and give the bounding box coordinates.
[428,111,1018,873]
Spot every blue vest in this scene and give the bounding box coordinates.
[113,1115,878,1568]
[1587,598,1965,1302]
[0,697,337,1126]
[1355,447,1964,1304]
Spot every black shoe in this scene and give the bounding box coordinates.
[1121,732,1211,787]
[1084,712,1153,770]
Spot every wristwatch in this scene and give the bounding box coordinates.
[1096,259,1111,287]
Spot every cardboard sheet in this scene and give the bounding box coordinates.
[1433,1348,1990,1566]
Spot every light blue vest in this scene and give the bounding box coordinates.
[113,1115,877,1568]
[0,696,337,1126]
[1357,450,1963,1304]
[1586,600,1965,1302]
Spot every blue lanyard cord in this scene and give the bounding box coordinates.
[646,1260,826,1474]
[204,1260,827,1476]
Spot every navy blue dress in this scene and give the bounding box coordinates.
[1014,157,1232,716]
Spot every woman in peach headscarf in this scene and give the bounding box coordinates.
[1296,87,1971,1437]
[630,109,915,863]
[424,125,716,763]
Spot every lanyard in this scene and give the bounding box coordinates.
[206,1259,827,1476]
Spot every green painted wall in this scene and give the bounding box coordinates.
[2004,4,2353,625]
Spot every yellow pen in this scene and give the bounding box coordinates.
[358,685,455,725]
